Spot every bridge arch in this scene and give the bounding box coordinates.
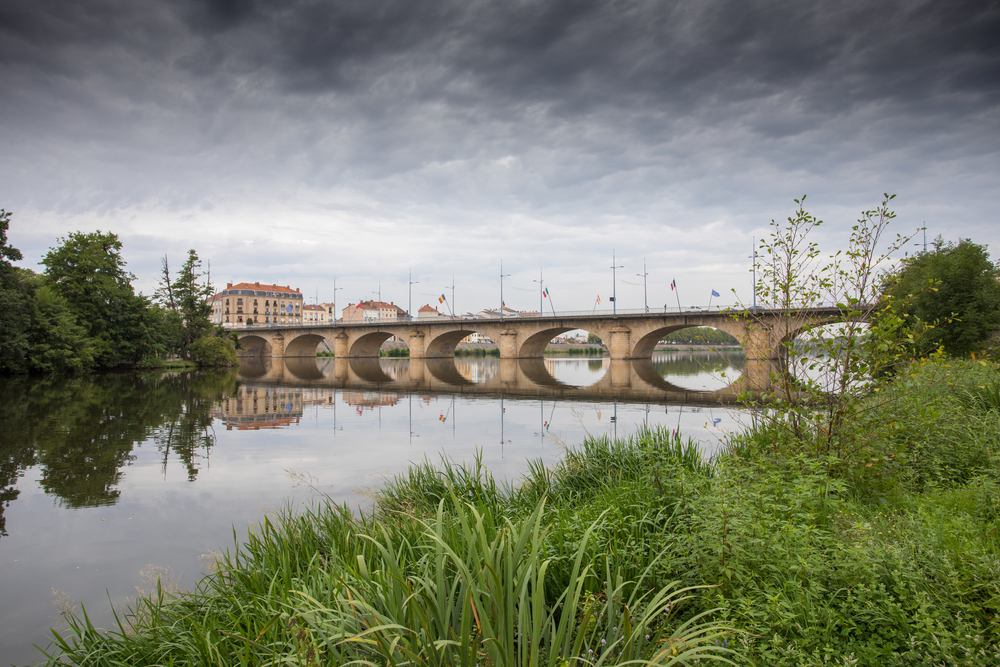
[349,331,396,358]
[425,329,480,357]
[630,321,747,359]
[285,333,329,357]
[237,334,271,356]
[518,327,582,357]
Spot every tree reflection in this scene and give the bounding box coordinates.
[0,370,237,536]
[651,350,745,377]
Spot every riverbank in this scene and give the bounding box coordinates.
[36,357,1000,666]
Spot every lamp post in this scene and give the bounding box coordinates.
[373,282,381,325]
[409,270,418,322]
[449,275,455,320]
[611,250,624,316]
[500,261,511,321]
[749,239,757,309]
[532,268,543,317]
[637,259,648,313]
[332,278,342,324]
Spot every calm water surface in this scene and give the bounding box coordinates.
[0,350,745,665]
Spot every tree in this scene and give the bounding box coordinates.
[26,275,94,374]
[885,238,1000,357]
[156,250,216,360]
[41,231,156,367]
[0,209,33,373]
[732,194,917,461]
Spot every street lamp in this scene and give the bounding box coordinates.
[332,277,342,323]
[532,268,544,317]
[611,250,624,316]
[749,239,757,309]
[637,259,648,313]
[373,282,381,325]
[500,261,511,321]
[449,275,456,320]
[409,270,418,322]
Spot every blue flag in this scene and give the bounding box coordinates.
[711,289,720,297]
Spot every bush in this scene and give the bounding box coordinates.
[187,335,238,367]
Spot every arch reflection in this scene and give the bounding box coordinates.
[239,355,746,406]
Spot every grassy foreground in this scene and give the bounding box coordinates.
[38,358,1000,666]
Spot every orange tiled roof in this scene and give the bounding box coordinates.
[225,282,301,294]
[419,304,439,312]
[357,300,404,310]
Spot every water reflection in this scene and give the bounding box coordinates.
[0,371,238,520]
[244,350,747,405]
[0,351,746,664]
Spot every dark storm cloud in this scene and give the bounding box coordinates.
[169,0,1000,117]
[1,0,998,304]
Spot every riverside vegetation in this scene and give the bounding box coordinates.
[30,196,1000,665]
[35,358,1000,666]
[0,209,238,374]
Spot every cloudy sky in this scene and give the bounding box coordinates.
[2,0,998,314]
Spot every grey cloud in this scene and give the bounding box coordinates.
[1,0,998,307]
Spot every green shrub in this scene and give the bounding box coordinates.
[186,335,238,367]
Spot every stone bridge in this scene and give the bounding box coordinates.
[236,306,854,368]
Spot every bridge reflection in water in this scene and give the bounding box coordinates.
[237,352,751,407]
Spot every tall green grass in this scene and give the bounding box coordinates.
[39,426,732,666]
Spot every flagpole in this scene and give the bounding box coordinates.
[674,280,682,313]
[708,290,713,309]
[547,291,556,317]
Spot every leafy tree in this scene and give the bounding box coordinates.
[25,274,94,374]
[885,238,1000,357]
[0,209,33,373]
[732,194,917,461]
[41,231,157,367]
[587,333,603,344]
[156,250,216,360]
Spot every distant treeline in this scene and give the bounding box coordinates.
[660,327,739,346]
[0,210,237,374]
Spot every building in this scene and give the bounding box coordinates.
[418,304,449,319]
[319,303,339,324]
[208,282,304,326]
[476,306,520,319]
[460,332,493,344]
[341,300,408,323]
[302,304,330,324]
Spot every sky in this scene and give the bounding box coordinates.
[2,0,998,315]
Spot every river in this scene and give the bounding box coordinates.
[0,349,745,665]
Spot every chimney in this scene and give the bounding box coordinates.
[227,282,232,289]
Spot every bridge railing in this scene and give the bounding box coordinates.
[230,303,859,330]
